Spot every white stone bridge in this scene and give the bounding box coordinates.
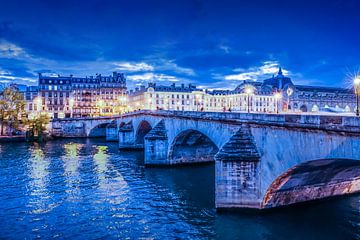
[50,110,360,210]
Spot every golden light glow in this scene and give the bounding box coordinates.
[245,86,254,95]
[97,99,105,107]
[354,77,360,86]
[34,96,41,106]
[69,97,74,107]
[274,92,282,99]
[118,96,127,102]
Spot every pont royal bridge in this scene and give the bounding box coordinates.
[51,110,360,210]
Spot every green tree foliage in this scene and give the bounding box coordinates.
[24,114,50,140]
[0,86,26,135]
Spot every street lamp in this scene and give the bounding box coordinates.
[274,92,282,114]
[245,86,253,113]
[354,77,360,116]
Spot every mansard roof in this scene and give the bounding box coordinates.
[38,72,126,84]
[128,82,200,95]
[295,85,353,94]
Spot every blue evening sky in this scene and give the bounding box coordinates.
[0,0,359,90]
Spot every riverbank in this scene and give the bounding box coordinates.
[0,135,27,143]
[0,134,52,143]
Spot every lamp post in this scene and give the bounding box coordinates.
[274,92,282,114]
[354,77,360,116]
[245,86,253,113]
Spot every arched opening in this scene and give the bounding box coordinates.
[88,123,109,137]
[311,104,319,112]
[169,129,219,164]
[345,105,351,112]
[262,159,360,209]
[135,120,152,144]
[119,122,126,128]
[300,104,308,112]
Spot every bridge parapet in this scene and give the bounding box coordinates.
[121,110,360,134]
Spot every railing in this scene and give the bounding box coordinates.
[121,110,360,133]
[51,110,360,133]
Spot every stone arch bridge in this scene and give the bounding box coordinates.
[51,116,118,140]
[51,110,360,210]
[118,111,360,210]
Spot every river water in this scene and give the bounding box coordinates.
[0,139,359,239]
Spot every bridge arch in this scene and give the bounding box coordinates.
[300,104,308,112]
[168,129,219,164]
[135,120,152,144]
[119,121,126,128]
[88,122,109,137]
[261,158,360,208]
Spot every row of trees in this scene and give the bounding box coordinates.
[0,85,49,140]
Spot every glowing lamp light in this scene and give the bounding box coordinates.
[245,87,253,95]
[354,77,360,86]
[274,92,282,99]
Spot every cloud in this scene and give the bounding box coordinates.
[112,59,195,76]
[0,39,31,59]
[218,44,230,54]
[0,67,37,84]
[113,62,154,72]
[127,73,179,82]
[223,61,289,81]
[154,59,196,76]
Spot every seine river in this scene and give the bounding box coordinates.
[0,139,359,239]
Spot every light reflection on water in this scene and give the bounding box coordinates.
[0,139,359,239]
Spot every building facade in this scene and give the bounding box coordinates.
[128,83,278,113]
[128,68,357,114]
[240,68,356,113]
[37,72,127,118]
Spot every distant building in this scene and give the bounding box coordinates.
[37,72,127,118]
[128,68,357,114]
[128,82,277,113]
[236,68,356,113]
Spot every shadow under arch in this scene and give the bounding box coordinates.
[135,120,152,144]
[262,158,360,209]
[88,123,109,137]
[168,129,219,164]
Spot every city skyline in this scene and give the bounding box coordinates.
[1,0,360,90]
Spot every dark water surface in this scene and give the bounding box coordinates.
[0,139,359,239]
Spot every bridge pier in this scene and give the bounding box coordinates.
[215,127,262,209]
[105,121,118,141]
[118,121,137,149]
[144,120,169,165]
